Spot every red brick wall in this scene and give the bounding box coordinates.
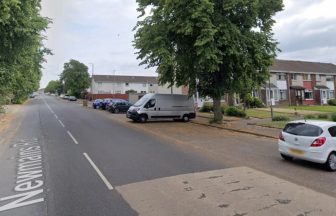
[87,93,129,101]
[303,81,313,90]
[303,100,316,105]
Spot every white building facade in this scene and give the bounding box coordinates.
[90,75,184,95]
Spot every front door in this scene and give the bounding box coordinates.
[321,90,327,104]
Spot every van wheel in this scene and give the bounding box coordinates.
[280,153,293,161]
[139,115,147,123]
[326,152,336,171]
[182,115,190,122]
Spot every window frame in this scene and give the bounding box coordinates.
[303,74,311,81]
[304,90,314,100]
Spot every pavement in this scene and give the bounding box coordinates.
[1,95,336,216]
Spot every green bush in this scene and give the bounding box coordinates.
[253,97,264,108]
[244,94,265,108]
[225,107,246,117]
[304,114,316,119]
[200,103,213,112]
[328,99,336,106]
[331,113,336,122]
[272,115,290,121]
[317,114,329,119]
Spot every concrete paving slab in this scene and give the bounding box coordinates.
[117,167,336,216]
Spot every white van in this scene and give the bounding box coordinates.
[126,93,196,123]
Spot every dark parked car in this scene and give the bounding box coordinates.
[106,99,128,111]
[109,101,132,113]
[92,99,103,109]
[69,96,77,101]
[101,98,114,110]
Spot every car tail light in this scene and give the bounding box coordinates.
[279,132,285,141]
[311,137,326,147]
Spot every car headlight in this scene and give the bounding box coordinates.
[134,107,140,112]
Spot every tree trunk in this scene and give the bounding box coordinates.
[228,93,235,106]
[213,97,223,123]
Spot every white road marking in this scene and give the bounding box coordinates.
[58,120,65,128]
[67,131,79,144]
[54,114,58,119]
[83,153,114,190]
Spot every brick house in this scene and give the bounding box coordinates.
[257,59,336,106]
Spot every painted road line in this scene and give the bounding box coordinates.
[58,120,65,128]
[67,131,79,144]
[83,153,114,190]
[54,114,58,119]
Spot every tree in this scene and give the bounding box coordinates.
[134,0,283,122]
[60,60,90,98]
[45,80,63,94]
[0,0,51,104]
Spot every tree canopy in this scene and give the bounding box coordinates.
[60,60,90,98]
[0,0,51,104]
[134,0,283,122]
[45,80,63,95]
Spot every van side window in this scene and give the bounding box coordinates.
[328,126,336,137]
[146,99,156,108]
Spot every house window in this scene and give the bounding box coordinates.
[149,84,153,87]
[303,74,311,81]
[98,82,102,87]
[316,74,321,81]
[143,83,147,87]
[277,74,285,80]
[141,91,146,94]
[326,76,333,81]
[125,83,129,86]
[291,74,297,80]
[279,90,287,100]
[304,90,313,99]
[329,90,335,99]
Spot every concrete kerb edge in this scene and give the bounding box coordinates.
[191,121,278,140]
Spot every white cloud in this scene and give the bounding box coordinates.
[40,0,336,88]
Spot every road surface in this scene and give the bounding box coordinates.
[0,95,335,216]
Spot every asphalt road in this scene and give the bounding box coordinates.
[0,96,224,216]
[0,95,336,216]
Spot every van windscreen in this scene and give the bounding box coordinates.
[133,95,150,107]
[283,123,323,137]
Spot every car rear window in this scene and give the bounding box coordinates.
[283,123,323,137]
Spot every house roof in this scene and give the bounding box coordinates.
[93,75,158,84]
[271,59,336,74]
[315,85,329,90]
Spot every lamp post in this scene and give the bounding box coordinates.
[89,63,94,101]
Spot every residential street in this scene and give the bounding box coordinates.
[0,95,336,216]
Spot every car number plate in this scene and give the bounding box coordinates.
[289,148,304,155]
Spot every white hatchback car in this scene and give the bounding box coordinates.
[278,120,336,171]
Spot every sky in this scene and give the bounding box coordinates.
[40,0,336,88]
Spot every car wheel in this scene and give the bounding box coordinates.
[114,108,119,113]
[139,115,147,123]
[280,153,293,161]
[182,115,190,122]
[326,152,336,171]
